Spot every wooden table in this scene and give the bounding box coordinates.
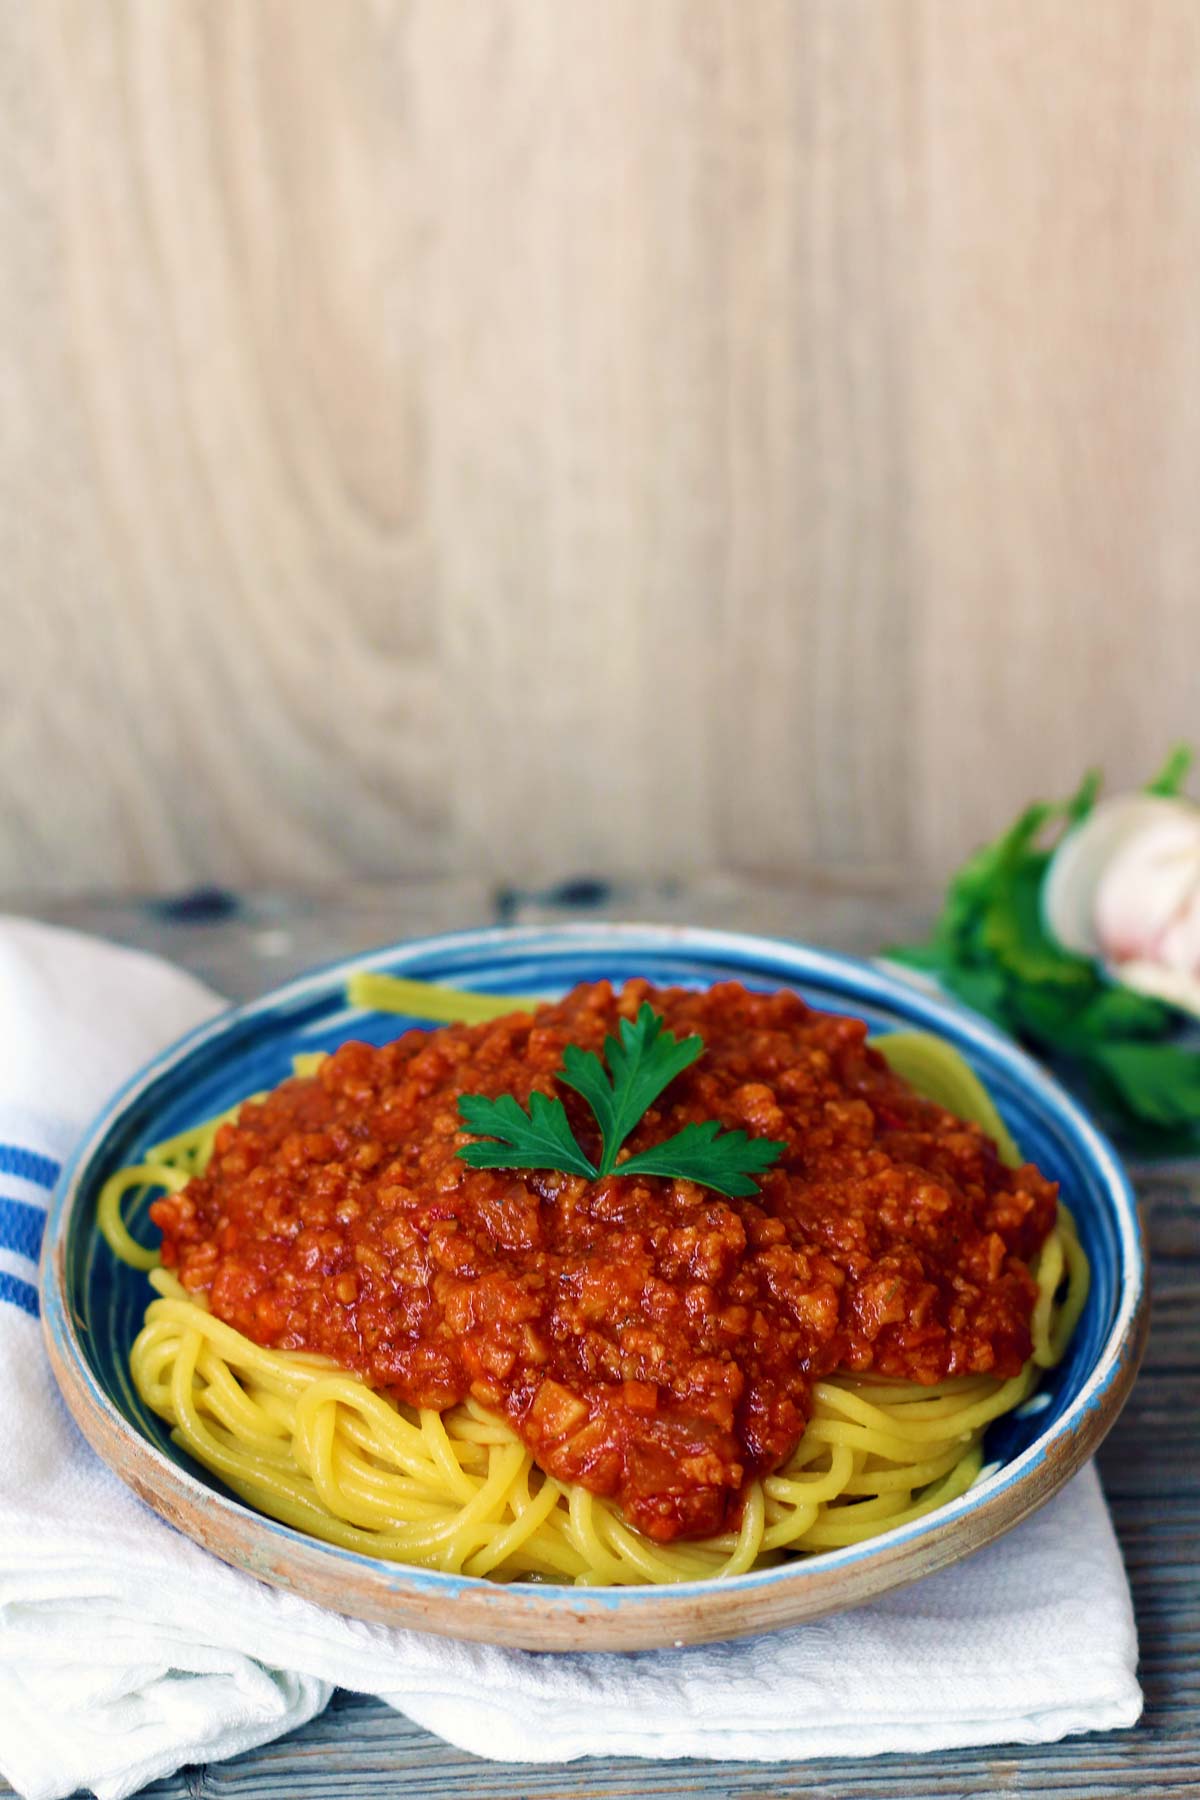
[14,877,1200,1800]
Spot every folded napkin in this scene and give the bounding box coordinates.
[0,917,1143,1800]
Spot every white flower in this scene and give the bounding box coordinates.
[1042,794,1200,1019]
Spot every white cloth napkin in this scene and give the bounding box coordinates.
[0,917,1143,1800]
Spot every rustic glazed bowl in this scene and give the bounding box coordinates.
[41,925,1147,1651]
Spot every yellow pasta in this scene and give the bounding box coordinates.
[102,1028,1089,1586]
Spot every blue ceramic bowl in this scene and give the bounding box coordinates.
[41,925,1147,1651]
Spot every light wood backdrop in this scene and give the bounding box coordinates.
[2,2,1198,898]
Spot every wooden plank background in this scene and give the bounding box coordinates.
[2,1,1198,898]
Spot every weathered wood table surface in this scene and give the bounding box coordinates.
[13,876,1199,1800]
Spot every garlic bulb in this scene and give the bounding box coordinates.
[1043,795,1200,1020]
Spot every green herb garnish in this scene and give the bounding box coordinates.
[887,747,1200,1138]
[456,1003,786,1197]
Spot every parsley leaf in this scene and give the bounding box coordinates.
[456,1004,786,1195]
[456,1090,598,1179]
[1086,1042,1200,1129]
[617,1120,786,1198]
[558,1003,704,1177]
[1146,743,1194,797]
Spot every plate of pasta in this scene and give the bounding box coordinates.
[40,925,1146,1650]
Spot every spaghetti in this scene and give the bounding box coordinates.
[100,1003,1089,1587]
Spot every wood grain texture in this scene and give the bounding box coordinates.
[0,3,1198,897]
[5,878,1198,1798]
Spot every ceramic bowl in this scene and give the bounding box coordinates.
[41,924,1147,1650]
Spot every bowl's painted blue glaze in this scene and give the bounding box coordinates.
[42,924,1144,1614]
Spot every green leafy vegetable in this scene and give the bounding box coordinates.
[558,1006,705,1177]
[887,748,1200,1136]
[616,1120,792,1198]
[457,1091,598,1179]
[1087,1042,1200,1128]
[1146,744,1194,797]
[456,1003,786,1197]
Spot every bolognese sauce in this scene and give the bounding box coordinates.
[151,981,1057,1543]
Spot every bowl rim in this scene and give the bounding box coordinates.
[40,922,1148,1648]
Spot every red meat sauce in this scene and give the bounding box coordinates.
[151,981,1057,1543]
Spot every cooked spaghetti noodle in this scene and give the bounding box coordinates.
[100,1017,1088,1586]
